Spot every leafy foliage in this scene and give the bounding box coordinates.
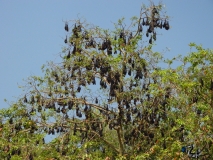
[0,2,213,160]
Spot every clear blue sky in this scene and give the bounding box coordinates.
[0,0,213,109]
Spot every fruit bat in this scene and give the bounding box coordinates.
[64,23,69,32]
[145,18,149,26]
[142,18,145,26]
[210,79,213,90]
[64,36,67,43]
[138,24,143,32]
[165,21,170,30]
[153,32,157,41]
[95,97,98,104]
[149,36,152,44]
[146,32,149,37]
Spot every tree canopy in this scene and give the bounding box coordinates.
[0,2,213,160]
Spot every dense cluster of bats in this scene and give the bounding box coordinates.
[62,7,171,155]
[4,6,207,159]
[9,6,172,157]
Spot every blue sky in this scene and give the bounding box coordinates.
[0,0,213,109]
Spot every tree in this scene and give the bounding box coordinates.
[0,2,213,160]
